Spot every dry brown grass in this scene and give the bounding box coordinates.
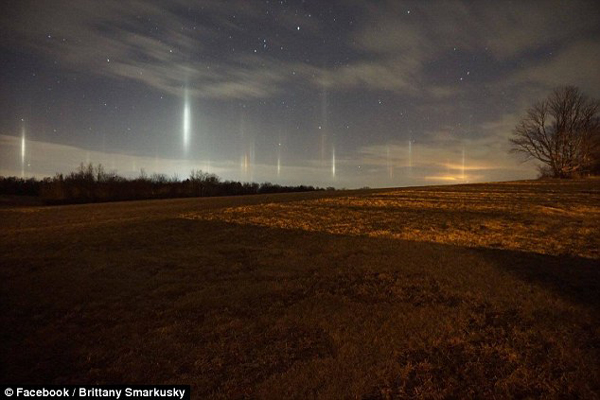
[182,179,600,260]
[1,179,599,398]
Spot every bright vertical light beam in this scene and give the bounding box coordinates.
[332,146,336,178]
[320,89,328,163]
[21,127,26,178]
[462,146,466,181]
[277,157,281,177]
[408,140,412,169]
[183,89,190,154]
[387,145,393,179]
[277,143,281,177]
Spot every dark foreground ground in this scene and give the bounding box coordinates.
[1,180,599,398]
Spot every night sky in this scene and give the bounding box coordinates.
[1,1,599,188]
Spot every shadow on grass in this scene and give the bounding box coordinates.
[175,218,600,311]
[1,218,598,397]
[473,246,599,311]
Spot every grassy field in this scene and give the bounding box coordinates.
[1,179,599,398]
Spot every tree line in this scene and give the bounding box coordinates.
[0,163,330,204]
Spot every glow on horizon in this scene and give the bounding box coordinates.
[424,175,463,182]
[0,133,539,186]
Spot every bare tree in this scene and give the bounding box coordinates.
[510,86,600,178]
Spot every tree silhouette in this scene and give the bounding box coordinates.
[510,86,599,178]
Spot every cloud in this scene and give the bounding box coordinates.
[313,57,421,92]
[2,0,598,102]
[346,0,600,97]
[480,1,600,60]
[0,0,306,100]
[356,0,599,59]
[505,40,600,96]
